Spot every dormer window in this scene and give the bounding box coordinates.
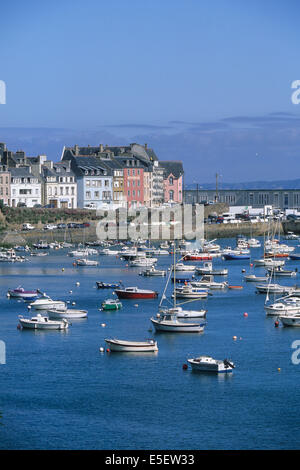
[169,176,174,185]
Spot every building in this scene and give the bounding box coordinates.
[184,188,300,211]
[0,165,11,206]
[9,167,42,207]
[42,161,77,208]
[160,161,184,204]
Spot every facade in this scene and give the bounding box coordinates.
[160,161,184,204]
[184,189,300,211]
[0,166,11,206]
[43,161,77,208]
[9,167,42,207]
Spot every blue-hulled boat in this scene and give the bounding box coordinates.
[289,254,300,260]
[223,253,250,260]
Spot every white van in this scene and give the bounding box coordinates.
[22,223,35,231]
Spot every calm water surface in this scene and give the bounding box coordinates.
[0,238,300,450]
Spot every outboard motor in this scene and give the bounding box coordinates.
[223,359,235,369]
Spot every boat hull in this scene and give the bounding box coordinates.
[105,339,158,352]
[151,318,204,332]
[115,290,158,299]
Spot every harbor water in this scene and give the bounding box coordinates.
[0,238,300,450]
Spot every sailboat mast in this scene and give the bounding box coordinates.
[174,240,176,307]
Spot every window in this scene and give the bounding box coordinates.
[86,180,90,186]
[105,180,109,187]
[66,187,69,195]
[169,190,174,201]
[86,191,91,199]
[95,191,99,198]
[60,187,63,195]
[169,176,174,185]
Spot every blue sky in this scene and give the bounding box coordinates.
[0,0,300,184]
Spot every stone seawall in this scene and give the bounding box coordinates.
[0,220,283,246]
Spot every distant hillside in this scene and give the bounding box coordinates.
[185,179,300,190]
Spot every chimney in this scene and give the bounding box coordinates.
[145,143,148,150]
[100,144,103,152]
[74,144,79,155]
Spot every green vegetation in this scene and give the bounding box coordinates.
[0,207,100,227]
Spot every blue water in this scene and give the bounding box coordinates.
[0,238,300,450]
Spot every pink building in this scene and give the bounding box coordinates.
[123,165,144,208]
[161,161,184,204]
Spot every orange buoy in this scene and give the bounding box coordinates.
[106,348,110,353]
[244,312,248,317]
[275,321,279,327]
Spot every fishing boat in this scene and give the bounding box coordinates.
[96,281,120,289]
[29,296,67,311]
[150,242,206,333]
[247,238,261,248]
[187,356,235,373]
[195,262,228,276]
[104,338,158,352]
[139,266,166,276]
[18,314,69,330]
[75,258,99,266]
[114,287,158,299]
[101,299,122,311]
[32,241,50,250]
[7,287,39,300]
[48,309,88,319]
[30,252,49,257]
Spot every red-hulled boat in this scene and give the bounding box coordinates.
[183,253,213,261]
[114,287,158,299]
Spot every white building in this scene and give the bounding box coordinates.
[10,167,42,207]
[42,161,77,208]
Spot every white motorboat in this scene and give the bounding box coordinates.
[190,275,228,290]
[266,266,297,277]
[104,338,158,352]
[244,274,269,282]
[99,248,120,255]
[279,314,300,327]
[195,262,228,276]
[75,258,99,266]
[264,297,300,316]
[165,306,207,318]
[283,232,299,240]
[139,266,166,276]
[254,258,285,267]
[129,257,157,267]
[48,309,88,319]
[247,238,261,248]
[172,263,196,272]
[256,283,295,295]
[7,287,39,299]
[18,314,69,330]
[174,285,209,299]
[29,296,67,311]
[187,356,235,373]
[68,250,88,257]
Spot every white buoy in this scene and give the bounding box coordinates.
[134,304,139,307]
[101,323,106,327]
[69,290,73,294]
[72,302,76,306]
[99,347,104,353]
[76,282,80,286]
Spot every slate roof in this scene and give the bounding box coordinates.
[160,161,184,179]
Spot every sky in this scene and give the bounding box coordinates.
[0,0,300,184]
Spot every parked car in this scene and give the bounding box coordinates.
[286,214,300,221]
[17,202,26,207]
[67,223,77,229]
[57,223,67,230]
[22,223,35,231]
[43,224,57,230]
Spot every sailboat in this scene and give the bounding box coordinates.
[150,242,206,331]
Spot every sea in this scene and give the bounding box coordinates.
[0,237,299,450]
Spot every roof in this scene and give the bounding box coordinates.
[160,161,184,179]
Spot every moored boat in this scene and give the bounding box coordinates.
[101,299,122,311]
[18,314,69,330]
[114,287,158,299]
[105,338,158,352]
[187,356,235,373]
[48,309,88,319]
[8,287,39,300]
